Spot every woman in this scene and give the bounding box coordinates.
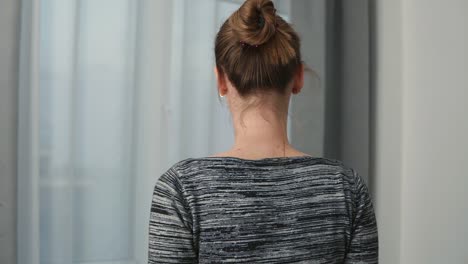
[148,0,378,263]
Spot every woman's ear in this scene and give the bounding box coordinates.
[292,64,304,94]
[214,66,227,95]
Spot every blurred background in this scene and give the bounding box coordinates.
[0,0,467,263]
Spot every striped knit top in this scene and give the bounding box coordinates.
[148,156,378,263]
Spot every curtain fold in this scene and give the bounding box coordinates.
[289,0,371,183]
[19,0,139,263]
[17,0,41,263]
[325,0,371,183]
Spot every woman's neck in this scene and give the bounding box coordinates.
[228,106,298,158]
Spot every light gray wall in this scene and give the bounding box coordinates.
[372,0,404,263]
[373,0,468,263]
[0,0,20,263]
[399,0,468,263]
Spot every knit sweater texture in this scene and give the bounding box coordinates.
[148,156,378,263]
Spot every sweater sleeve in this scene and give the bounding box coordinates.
[148,167,197,263]
[344,168,379,264]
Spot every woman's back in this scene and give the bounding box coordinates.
[149,156,378,263]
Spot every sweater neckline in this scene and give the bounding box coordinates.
[191,155,319,164]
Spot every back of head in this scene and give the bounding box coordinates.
[214,0,302,98]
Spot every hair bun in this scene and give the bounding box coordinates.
[230,0,277,46]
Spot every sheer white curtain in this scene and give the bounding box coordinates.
[18,0,329,263]
[19,0,139,263]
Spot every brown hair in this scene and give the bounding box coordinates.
[214,0,302,98]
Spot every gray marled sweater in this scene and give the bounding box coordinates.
[148,156,378,263]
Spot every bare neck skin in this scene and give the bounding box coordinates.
[212,71,308,159]
[225,93,303,159]
[212,65,307,159]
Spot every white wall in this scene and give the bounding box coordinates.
[374,0,468,263]
[372,0,404,263]
[400,0,468,263]
[0,0,19,263]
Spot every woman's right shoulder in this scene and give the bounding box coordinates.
[161,157,215,180]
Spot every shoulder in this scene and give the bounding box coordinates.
[153,159,197,198]
[305,157,360,182]
[158,156,367,190]
[156,158,204,186]
[310,157,369,196]
[338,162,366,188]
[165,157,207,178]
[331,161,373,216]
[316,157,365,186]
